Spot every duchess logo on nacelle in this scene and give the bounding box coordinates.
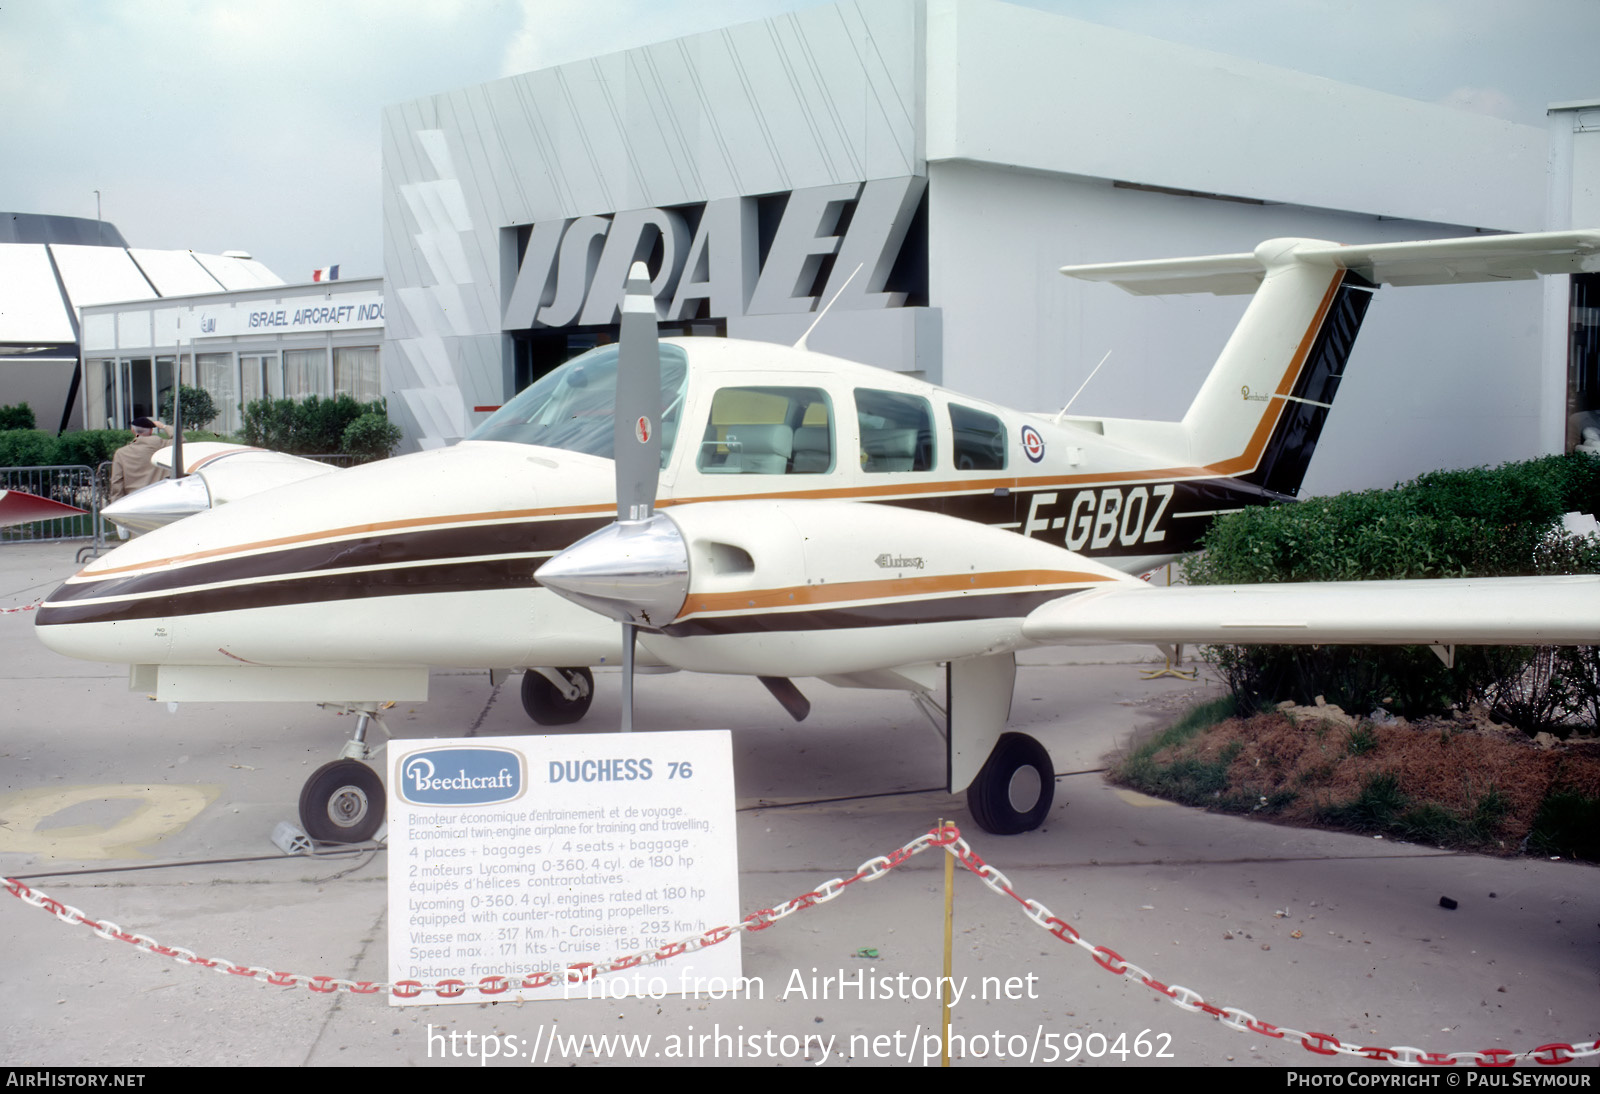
[399,747,524,806]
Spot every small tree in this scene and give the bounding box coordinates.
[0,403,36,431]
[159,386,219,430]
[341,412,402,462]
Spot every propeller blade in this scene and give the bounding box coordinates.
[614,259,663,731]
[613,260,661,523]
[170,386,185,480]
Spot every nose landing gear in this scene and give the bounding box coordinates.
[299,759,385,843]
[296,704,390,844]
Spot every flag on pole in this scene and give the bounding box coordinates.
[312,265,341,282]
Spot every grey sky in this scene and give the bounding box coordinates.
[2,0,1595,283]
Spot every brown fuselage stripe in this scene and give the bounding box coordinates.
[678,570,1111,617]
[49,516,610,605]
[661,589,1079,636]
[35,557,541,626]
[78,501,620,578]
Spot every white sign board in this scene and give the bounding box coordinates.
[387,730,741,1006]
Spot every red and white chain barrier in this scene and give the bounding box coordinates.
[2,599,42,614]
[6,824,1596,1066]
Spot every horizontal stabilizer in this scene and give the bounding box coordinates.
[1061,229,1600,296]
[1023,575,1600,647]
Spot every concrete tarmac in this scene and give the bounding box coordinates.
[1,540,1595,1068]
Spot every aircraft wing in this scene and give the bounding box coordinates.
[0,489,86,528]
[1061,229,1600,295]
[1022,575,1600,647]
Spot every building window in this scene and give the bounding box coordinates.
[198,352,237,434]
[1569,274,1600,453]
[86,359,114,430]
[334,346,381,401]
[284,349,329,400]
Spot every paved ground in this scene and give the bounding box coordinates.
[1,540,1595,1068]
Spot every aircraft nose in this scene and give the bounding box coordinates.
[535,514,688,629]
[103,475,212,534]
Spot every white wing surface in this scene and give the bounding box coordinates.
[1023,576,1600,647]
[1061,229,1600,296]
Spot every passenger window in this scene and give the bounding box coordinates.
[856,388,933,472]
[697,387,834,474]
[949,404,1007,470]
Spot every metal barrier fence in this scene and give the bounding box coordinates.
[0,464,104,545]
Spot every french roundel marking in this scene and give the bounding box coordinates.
[636,417,652,444]
[1021,425,1045,463]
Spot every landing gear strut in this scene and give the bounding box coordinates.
[966,732,1055,835]
[521,667,594,725]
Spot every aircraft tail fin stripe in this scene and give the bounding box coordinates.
[1241,271,1374,497]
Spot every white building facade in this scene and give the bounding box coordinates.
[78,278,384,434]
[380,0,1570,495]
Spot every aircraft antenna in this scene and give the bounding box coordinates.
[794,264,864,351]
[1054,349,1112,424]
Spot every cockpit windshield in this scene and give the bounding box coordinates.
[467,344,688,467]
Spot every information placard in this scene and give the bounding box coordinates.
[386,729,740,1005]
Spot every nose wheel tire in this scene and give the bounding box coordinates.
[299,760,385,844]
[521,667,595,726]
[966,732,1055,835]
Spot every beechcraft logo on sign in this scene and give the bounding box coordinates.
[1020,425,1045,463]
[399,747,524,806]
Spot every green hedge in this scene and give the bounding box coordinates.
[0,403,36,430]
[241,395,395,460]
[0,428,233,469]
[1187,455,1600,734]
[0,430,59,467]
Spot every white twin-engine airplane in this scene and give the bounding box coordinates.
[35,230,1600,842]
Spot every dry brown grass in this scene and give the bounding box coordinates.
[1130,710,1600,853]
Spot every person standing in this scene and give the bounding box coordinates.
[109,417,169,501]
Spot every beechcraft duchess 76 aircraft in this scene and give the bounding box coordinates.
[34,230,1600,841]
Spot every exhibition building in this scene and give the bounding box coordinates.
[0,212,284,432]
[370,0,1598,494]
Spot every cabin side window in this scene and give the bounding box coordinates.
[949,404,1007,470]
[697,386,834,474]
[856,388,934,472]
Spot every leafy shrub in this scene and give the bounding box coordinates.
[1188,455,1600,730]
[242,394,387,456]
[341,412,402,462]
[51,430,134,467]
[0,403,36,430]
[159,386,219,430]
[1527,789,1600,861]
[0,430,58,467]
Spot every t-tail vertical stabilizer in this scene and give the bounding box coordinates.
[1061,230,1600,498]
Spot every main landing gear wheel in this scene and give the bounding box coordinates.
[966,732,1055,835]
[299,760,385,844]
[521,667,594,726]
